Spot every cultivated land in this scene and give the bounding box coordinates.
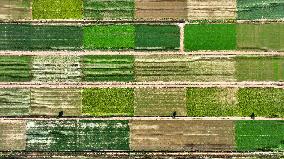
[0,88,30,116]
[187,0,236,20]
[237,0,284,20]
[26,120,130,151]
[129,120,235,151]
[0,0,31,20]
[32,0,82,19]
[135,25,180,50]
[135,0,187,20]
[184,24,236,51]
[0,120,26,151]
[134,87,187,116]
[31,56,81,82]
[83,0,134,20]
[83,25,135,50]
[30,88,82,116]
[81,55,135,82]
[237,24,284,51]
[134,55,236,82]
[82,88,134,117]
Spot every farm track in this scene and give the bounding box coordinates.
[0,82,283,88]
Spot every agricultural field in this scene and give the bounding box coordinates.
[235,56,284,81]
[184,24,236,51]
[0,88,30,116]
[135,0,187,20]
[0,56,32,82]
[134,55,235,82]
[129,120,235,151]
[83,0,135,20]
[187,0,236,20]
[81,55,135,82]
[30,88,82,116]
[135,25,180,50]
[0,120,26,151]
[82,88,134,117]
[237,24,284,51]
[83,25,135,50]
[26,120,130,151]
[31,56,81,82]
[134,88,187,116]
[237,0,284,20]
[32,0,83,19]
[235,120,284,151]
[0,0,31,20]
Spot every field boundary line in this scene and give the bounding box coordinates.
[0,51,283,56]
[0,82,283,88]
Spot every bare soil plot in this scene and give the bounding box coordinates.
[30,88,82,116]
[0,119,26,151]
[0,0,31,20]
[129,120,235,151]
[31,56,81,82]
[135,0,187,20]
[134,55,236,82]
[134,88,187,116]
[187,0,236,20]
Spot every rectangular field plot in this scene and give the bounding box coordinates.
[135,25,180,50]
[32,0,82,19]
[237,24,284,51]
[135,0,187,20]
[237,0,284,20]
[184,24,236,51]
[187,88,239,117]
[236,120,284,151]
[236,56,284,81]
[0,0,31,20]
[188,0,236,20]
[134,88,187,116]
[0,88,30,116]
[82,88,134,117]
[134,55,236,82]
[83,0,134,20]
[30,88,82,116]
[81,55,135,82]
[26,120,130,151]
[130,120,235,151]
[0,56,32,82]
[31,56,81,82]
[83,25,135,50]
[0,120,26,151]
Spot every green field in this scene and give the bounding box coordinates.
[32,0,83,19]
[236,120,284,151]
[184,24,236,51]
[135,25,180,50]
[237,0,284,20]
[31,56,81,82]
[82,88,134,116]
[83,0,134,20]
[236,56,284,81]
[237,24,284,51]
[0,89,30,116]
[83,25,135,50]
[81,55,135,82]
[0,56,32,82]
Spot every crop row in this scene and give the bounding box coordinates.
[0,119,283,152]
[1,0,283,20]
[1,87,284,118]
[0,23,283,51]
[0,55,283,82]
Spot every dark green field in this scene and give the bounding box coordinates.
[135,25,180,50]
[184,24,236,51]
